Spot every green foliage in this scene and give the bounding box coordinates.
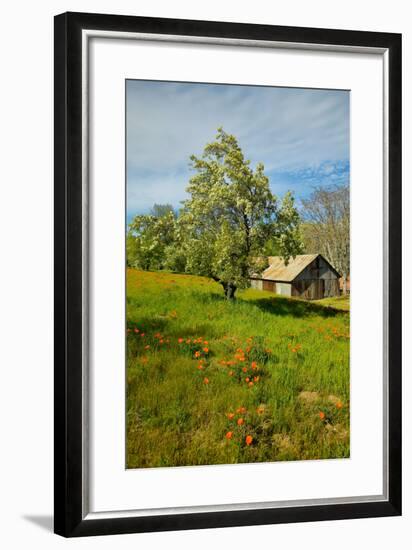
[127,210,177,270]
[127,129,303,296]
[149,203,177,219]
[178,128,303,297]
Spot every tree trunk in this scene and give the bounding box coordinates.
[222,282,237,300]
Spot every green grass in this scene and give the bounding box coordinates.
[126,269,350,468]
[314,294,350,311]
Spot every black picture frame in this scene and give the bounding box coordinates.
[54,11,402,537]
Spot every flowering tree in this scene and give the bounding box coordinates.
[179,128,302,299]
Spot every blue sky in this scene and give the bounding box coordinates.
[126,80,349,222]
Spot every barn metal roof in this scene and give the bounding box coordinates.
[261,254,321,282]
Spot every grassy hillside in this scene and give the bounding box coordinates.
[126,269,350,468]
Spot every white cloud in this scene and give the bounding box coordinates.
[126,80,349,215]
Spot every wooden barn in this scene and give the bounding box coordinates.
[250,254,341,300]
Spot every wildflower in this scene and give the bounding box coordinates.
[144,345,150,350]
[245,377,250,383]
[336,401,343,409]
[186,339,191,344]
[248,382,254,387]
[242,367,247,373]
[251,362,257,369]
[225,431,233,439]
[253,376,259,382]
[134,328,139,333]
[237,418,244,426]
[319,411,325,420]
[257,407,264,415]
[204,341,208,345]
[227,413,235,420]
[245,435,253,446]
[140,333,145,337]
[178,338,184,343]
[203,377,209,385]
[203,347,209,353]
[237,407,246,414]
[159,339,164,344]
[197,364,203,370]
[195,351,201,358]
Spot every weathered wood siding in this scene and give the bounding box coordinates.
[295,255,338,281]
[292,256,340,299]
[262,280,276,292]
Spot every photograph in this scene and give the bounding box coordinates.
[125,80,351,469]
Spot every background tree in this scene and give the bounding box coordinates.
[179,128,302,299]
[301,183,350,294]
[149,203,177,219]
[127,207,177,270]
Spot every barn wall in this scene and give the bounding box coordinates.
[262,280,276,292]
[292,280,323,299]
[250,279,263,290]
[276,282,291,296]
[295,256,339,281]
[292,277,340,299]
[324,278,340,297]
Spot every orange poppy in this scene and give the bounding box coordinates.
[227,413,235,420]
[319,411,325,420]
[242,367,247,373]
[237,418,244,426]
[248,382,254,388]
[225,431,233,439]
[203,377,209,384]
[245,435,253,446]
[194,351,201,358]
[336,401,343,409]
[245,377,250,383]
[203,347,209,353]
[178,338,184,343]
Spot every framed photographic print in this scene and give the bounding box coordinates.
[54,12,402,537]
